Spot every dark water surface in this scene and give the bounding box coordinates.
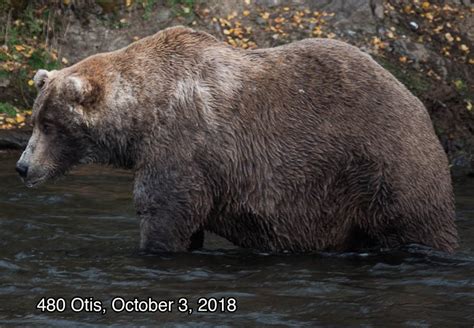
[0,152,473,327]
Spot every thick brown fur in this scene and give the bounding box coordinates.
[17,26,458,253]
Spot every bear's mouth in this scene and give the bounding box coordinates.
[21,162,74,188]
[22,169,61,188]
[24,175,49,188]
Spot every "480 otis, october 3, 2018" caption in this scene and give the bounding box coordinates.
[36,296,238,315]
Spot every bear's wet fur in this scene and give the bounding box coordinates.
[22,26,458,253]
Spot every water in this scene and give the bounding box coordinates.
[0,151,473,327]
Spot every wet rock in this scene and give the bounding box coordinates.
[458,8,474,43]
[58,9,173,63]
[0,129,31,149]
[433,57,448,80]
[0,76,10,88]
[256,16,267,26]
[447,0,472,6]
[310,0,377,34]
[371,0,385,20]
[256,0,308,6]
[255,0,287,7]
[393,39,433,67]
[156,8,172,22]
[450,152,474,177]
[409,21,419,32]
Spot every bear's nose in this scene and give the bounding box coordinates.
[15,162,28,178]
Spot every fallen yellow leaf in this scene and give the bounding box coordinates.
[445,33,454,43]
[460,44,469,53]
[274,16,285,24]
[14,45,25,52]
[466,100,472,111]
[434,25,443,33]
[313,27,322,36]
[16,114,25,123]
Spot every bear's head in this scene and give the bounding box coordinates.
[16,68,104,187]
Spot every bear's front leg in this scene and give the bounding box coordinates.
[133,167,210,253]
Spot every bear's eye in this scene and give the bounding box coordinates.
[42,122,53,135]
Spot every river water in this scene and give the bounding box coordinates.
[0,152,472,327]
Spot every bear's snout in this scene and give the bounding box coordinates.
[15,161,29,178]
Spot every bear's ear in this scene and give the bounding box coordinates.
[33,69,53,90]
[63,75,98,105]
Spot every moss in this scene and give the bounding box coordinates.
[0,102,17,116]
[375,57,431,96]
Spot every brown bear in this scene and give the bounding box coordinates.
[16,26,458,253]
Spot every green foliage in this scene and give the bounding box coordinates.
[169,0,195,7]
[376,57,431,96]
[0,1,63,109]
[143,0,159,20]
[3,4,48,47]
[0,102,17,116]
[23,5,43,36]
[0,52,8,62]
[28,49,60,71]
[0,69,8,79]
[4,25,19,48]
[0,0,9,12]
[453,79,467,93]
[167,0,195,17]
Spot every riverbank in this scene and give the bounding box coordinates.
[0,0,472,175]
